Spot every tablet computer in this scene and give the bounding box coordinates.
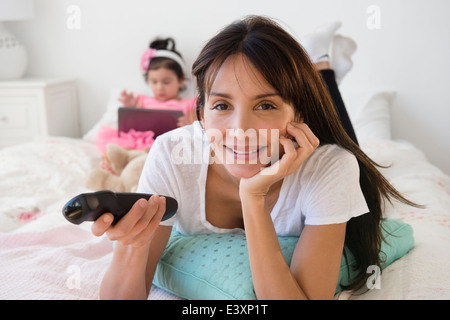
[118,107,184,137]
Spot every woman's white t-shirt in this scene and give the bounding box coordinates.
[137,121,369,236]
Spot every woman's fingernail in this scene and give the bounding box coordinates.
[103,215,112,223]
[139,199,147,208]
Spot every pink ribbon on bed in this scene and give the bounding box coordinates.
[141,48,157,72]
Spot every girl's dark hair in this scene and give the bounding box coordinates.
[144,37,184,82]
[192,15,421,292]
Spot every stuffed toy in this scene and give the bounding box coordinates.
[85,144,148,192]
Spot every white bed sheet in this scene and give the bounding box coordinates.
[0,136,448,300]
[0,137,179,300]
[346,139,450,299]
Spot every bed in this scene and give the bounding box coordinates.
[0,89,449,300]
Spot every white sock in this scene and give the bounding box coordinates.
[330,35,357,83]
[301,21,342,63]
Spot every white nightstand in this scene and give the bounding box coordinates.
[0,77,80,148]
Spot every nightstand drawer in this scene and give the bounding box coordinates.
[0,105,31,130]
[0,77,79,148]
[0,97,40,144]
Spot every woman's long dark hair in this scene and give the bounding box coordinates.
[192,15,421,291]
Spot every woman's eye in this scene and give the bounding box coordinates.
[212,104,229,111]
[257,103,276,110]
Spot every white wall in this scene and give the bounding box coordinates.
[7,0,450,174]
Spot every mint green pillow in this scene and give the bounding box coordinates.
[153,218,414,300]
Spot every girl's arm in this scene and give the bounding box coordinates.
[118,89,139,108]
[241,195,345,299]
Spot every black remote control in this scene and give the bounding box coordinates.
[62,190,177,225]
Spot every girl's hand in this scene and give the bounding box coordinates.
[177,115,189,127]
[239,122,320,199]
[119,90,139,107]
[91,195,166,248]
[177,107,197,127]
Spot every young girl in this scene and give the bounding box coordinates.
[92,16,418,299]
[120,37,196,125]
[96,38,196,153]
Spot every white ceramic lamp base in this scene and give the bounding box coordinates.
[0,22,27,80]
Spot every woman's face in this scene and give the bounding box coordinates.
[202,54,296,179]
[147,67,184,102]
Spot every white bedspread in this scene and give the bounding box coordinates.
[0,137,179,300]
[348,140,450,299]
[0,137,449,299]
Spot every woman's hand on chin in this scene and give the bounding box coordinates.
[239,122,319,200]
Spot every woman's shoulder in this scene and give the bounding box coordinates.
[155,121,203,142]
[298,143,359,179]
[312,143,356,161]
[149,121,206,162]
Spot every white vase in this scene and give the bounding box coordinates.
[0,22,27,80]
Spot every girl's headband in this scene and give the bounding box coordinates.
[140,48,187,75]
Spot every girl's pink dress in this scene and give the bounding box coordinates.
[96,95,196,153]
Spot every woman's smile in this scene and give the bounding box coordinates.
[224,144,267,161]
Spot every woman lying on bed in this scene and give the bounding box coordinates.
[91,15,418,299]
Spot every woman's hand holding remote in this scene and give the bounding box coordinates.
[91,195,166,248]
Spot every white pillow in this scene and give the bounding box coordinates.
[82,88,128,143]
[344,91,395,143]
